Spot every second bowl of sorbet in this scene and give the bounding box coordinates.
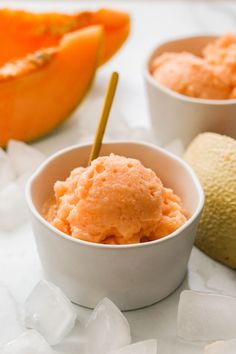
[145,34,236,146]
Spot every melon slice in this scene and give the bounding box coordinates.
[0,8,130,66]
[89,9,131,63]
[0,26,103,146]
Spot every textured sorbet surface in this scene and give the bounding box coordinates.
[151,34,236,99]
[42,154,187,245]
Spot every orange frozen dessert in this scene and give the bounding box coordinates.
[43,154,187,245]
[151,34,236,100]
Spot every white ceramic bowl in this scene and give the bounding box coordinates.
[26,141,204,310]
[144,35,236,148]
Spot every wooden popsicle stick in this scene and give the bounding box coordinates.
[88,72,119,165]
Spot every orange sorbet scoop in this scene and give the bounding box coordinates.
[43,154,187,244]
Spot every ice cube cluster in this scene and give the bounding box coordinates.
[0,140,45,230]
[1,277,236,354]
[0,280,156,354]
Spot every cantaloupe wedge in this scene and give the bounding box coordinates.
[0,26,103,146]
[0,8,130,66]
[89,9,131,63]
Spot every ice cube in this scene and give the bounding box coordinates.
[108,339,157,354]
[0,148,15,191]
[2,330,58,354]
[24,280,77,345]
[85,297,131,354]
[0,182,28,230]
[205,339,236,354]
[177,290,236,341]
[0,284,24,344]
[7,140,45,177]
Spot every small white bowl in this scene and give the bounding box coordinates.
[26,141,204,310]
[144,35,236,147]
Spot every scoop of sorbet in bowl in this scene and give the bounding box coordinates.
[43,154,187,245]
[151,52,231,100]
[145,34,236,148]
[27,141,204,309]
[150,34,236,100]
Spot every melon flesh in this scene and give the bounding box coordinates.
[0,8,130,66]
[0,26,103,146]
[89,9,130,63]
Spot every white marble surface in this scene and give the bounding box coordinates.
[0,1,236,353]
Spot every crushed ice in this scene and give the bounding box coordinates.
[0,140,45,230]
[7,140,45,178]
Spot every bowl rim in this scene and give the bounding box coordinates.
[26,140,204,250]
[144,33,236,106]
